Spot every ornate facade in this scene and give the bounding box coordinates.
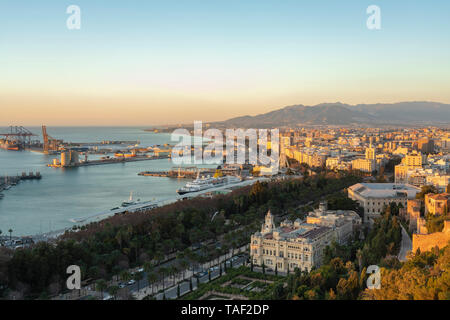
[250,210,334,273]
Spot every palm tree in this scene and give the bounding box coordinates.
[231,240,237,257]
[179,259,189,280]
[134,271,144,292]
[147,272,157,294]
[356,249,363,272]
[107,285,119,300]
[130,238,140,263]
[143,261,153,274]
[170,265,179,286]
[158,267,167,291]
[96,279,107,299]
[120,270,132,284]
[115,230,123,250]
[8,229,13,240]
[155,251,164,266]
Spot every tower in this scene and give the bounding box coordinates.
[365,143,376,160]
[262,210,275,233]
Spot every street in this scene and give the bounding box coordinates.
[398,225,412,262]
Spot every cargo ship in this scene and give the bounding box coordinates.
[0,140,20,151]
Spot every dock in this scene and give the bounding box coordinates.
[69,177,269,224]
[0,172,42,193]
[48,154,171,168]
[138,167,215,178]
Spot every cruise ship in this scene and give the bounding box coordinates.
[176,168,241,195]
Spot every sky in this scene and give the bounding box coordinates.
[0,0,450,126]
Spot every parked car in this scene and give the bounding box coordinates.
[118,283,126,289]
[127,279,136,285]
[196,271,208,277]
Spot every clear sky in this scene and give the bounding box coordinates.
[1,0,449,126]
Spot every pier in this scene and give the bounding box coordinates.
[48,154,171,168]
[138,167,215,178]
[70,177,269,224]
[0,172,42,194]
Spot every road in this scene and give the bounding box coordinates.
[152,255,247,300]
[70,177,269,224]
[398,225,412,262]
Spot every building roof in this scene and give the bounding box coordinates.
[350,183,420,199]
[426,193,450,201]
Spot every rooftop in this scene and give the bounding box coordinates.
[349,183,420,199]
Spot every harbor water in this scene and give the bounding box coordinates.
[0,127,207,236]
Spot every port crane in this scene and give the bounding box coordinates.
[0,126,37,149]
[42,125,61,154]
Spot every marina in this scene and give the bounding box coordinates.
[0,172,42,192]
[69,177,268,225]
[138,167,216,178]
[0,127,213,236]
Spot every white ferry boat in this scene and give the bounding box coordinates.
[121,191,141,207]
[177,168,241,195]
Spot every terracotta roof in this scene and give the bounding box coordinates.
[299,226,331,239]
[428,193,449,201]
[281,227,295,233]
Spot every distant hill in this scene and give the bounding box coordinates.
[214,102,450,128]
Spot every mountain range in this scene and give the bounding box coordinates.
[213,102,450,128]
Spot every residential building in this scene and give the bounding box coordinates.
[424,193,449,216]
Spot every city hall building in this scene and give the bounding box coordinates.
[250,210,334,273]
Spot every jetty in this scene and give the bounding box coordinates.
[138,167,215,179]
[0,172,42,193]
[69,177,269,224]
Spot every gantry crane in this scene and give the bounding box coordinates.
[0,126,37,149]
[42,125,61,154]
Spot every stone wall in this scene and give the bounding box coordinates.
[412,221,450,253]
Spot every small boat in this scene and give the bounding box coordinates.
[121,191,141,207]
